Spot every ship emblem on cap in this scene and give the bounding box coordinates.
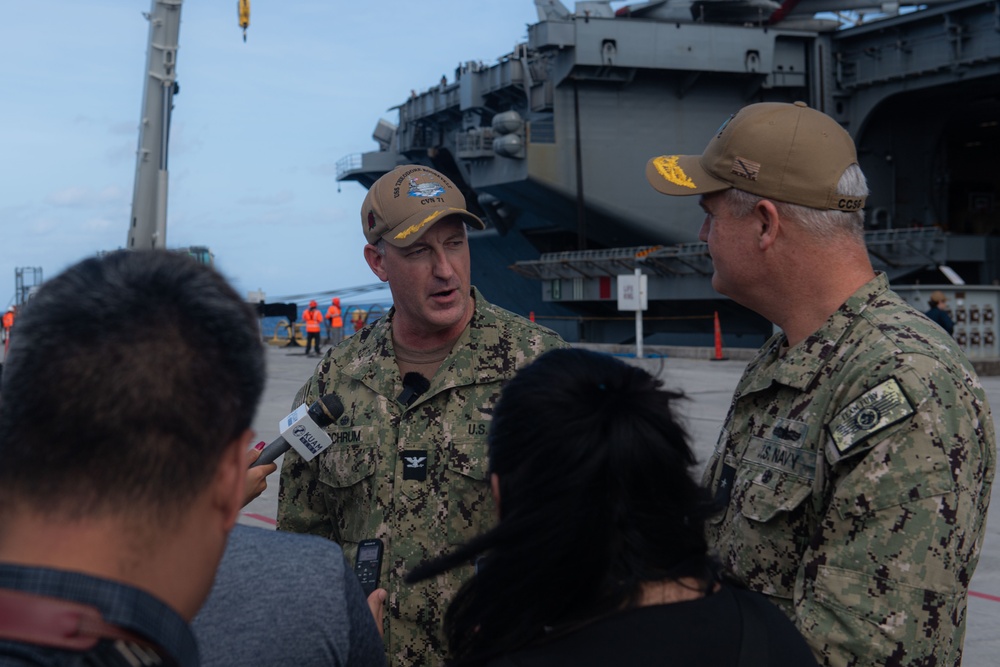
[367,210,376,231]
[407,177,446,198]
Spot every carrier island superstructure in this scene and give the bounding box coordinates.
[337,0,1000,355]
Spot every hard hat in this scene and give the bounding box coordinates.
[333,297,340,306]
[309,300,318,308]
[6,306,11,312]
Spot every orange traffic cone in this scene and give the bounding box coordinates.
[712,311,728,361]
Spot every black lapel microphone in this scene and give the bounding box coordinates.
[398,372,430,407]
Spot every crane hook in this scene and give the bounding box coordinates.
[238,0,251,42]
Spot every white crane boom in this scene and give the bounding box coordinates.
[127,0,182,250]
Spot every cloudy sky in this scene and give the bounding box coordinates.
[1,1,597,309]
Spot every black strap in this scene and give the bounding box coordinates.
[735,590,770,667]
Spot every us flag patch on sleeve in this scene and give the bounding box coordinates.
[829,378,914,455]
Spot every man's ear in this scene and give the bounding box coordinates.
[753,199,782,251]
[363,244,389,282]
[215,429,254,531]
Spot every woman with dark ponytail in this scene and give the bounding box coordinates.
[406,348,818,666]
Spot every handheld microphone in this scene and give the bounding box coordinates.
[250,394,345,467]
[397,372,430,408]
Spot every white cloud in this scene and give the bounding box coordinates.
[44,185,126,208]
[46,187,91,207]
[237,190,295,206]
[28,217,59,235]
[97,186,125,202]
[83,217,114,231]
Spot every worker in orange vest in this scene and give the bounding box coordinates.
[2,306,14,350]
[301,300,324,356]
[325,297,344,348]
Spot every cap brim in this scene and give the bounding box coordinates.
[645,155,731,197]
[382,207,486,248]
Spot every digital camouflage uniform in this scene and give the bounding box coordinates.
[277,287,567,666]
[703,273,995,667]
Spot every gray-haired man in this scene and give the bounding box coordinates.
[647,101,994,667]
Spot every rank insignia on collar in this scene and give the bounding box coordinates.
[715,463,737,507]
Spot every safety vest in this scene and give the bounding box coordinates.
[2,312,13,330]
[326,305,343,328]
[303,308,323,333]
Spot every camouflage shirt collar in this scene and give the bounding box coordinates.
[744,273,890,393]
[343,286,506,395]
[336,310,396,395]
[424,286,512,391]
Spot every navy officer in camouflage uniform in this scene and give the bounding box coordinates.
[277,164,567,666]
[646,102,995,667]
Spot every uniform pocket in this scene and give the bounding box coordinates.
[725,463,815,600]
[739,475,813,522]
[317,443,377,544]
[737,472,814,576]
[445,439,494,545]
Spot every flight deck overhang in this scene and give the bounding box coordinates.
[336,151,405,189]
[531,16,813,85]
[832,0,1000,95]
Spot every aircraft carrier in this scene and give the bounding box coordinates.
[337,0,1000,355]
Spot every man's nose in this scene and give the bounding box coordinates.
[698,219,710,243]
[431,248,454,278]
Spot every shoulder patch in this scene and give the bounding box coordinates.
[829,378,914,455]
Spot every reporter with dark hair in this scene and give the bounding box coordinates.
[408,348,817,667]
[0,250,265,666]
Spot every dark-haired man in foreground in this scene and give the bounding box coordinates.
[0,250,265,666]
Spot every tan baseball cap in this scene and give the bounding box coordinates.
[361,165,485,247]
[645,102,866,212]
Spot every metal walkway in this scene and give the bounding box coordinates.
[510,227,948,301]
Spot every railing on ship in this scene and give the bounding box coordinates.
[510,227,947,282]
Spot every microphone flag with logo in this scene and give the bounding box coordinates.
[250,394,344,467]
